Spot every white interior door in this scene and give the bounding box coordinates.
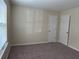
[48,16,57,42]
[59,15,70,45]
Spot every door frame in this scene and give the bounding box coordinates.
[67,16,71,46]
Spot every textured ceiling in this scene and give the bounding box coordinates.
[11,0,79,11]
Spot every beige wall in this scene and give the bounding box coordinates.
[11,5,59,45]
[7,2,79,50]
[60,7,79,50]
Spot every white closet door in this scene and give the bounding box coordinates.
[59,15,70,45]
[48,15,57,42]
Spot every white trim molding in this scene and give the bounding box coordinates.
[0,42,10,59]
[0,42,8,59]
[10,42,55,46]
[69,45,79,52]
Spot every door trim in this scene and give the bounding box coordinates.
[67,16,71,46]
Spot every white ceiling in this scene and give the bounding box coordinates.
[11,0,79,11]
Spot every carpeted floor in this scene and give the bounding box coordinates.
[8,42,79,59]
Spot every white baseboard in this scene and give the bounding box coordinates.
[68,45,79,52]
[0,42,8,59]
[59,42,79,52]
[0,42,11,59]
[11,42,54,46]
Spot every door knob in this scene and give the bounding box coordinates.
[66,32,69,34]
[49,30,51,32]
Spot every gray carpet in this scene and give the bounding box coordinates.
[8,42,79,59]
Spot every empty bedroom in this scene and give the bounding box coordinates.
[0,0,79,59]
